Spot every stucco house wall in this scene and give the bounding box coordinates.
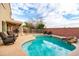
[0,3,11,32]
[0,3,11,21]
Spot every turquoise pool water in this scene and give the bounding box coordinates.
[22,35,76,56]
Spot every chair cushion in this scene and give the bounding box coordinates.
[0,32,7,40]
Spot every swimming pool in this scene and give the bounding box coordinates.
[22,35,76,56]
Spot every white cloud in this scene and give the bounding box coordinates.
[11,3,79,28]
[43,4,79,28]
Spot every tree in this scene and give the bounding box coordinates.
[22,20,45,33]
[35,21,45,33]
[36,23,45,29]
[36,20,45,29]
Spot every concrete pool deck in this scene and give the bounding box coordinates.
[0,33,35,56]
[0,33,79,56]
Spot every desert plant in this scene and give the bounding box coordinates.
[36,20,45,29]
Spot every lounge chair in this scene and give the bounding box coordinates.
[7,31,17,41]
[13,29,19,37]
[0,32,15,45]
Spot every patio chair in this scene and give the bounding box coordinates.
[13,29,19,37]
[7,31,17,41]
[0,32,15,45]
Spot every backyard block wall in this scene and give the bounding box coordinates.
[44,28,79,38]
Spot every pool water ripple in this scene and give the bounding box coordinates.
[22,35,76,56]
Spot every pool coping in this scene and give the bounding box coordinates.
[21,34,78,56]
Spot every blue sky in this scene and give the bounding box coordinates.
[10,3,79,28]
[11,3,55,21]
